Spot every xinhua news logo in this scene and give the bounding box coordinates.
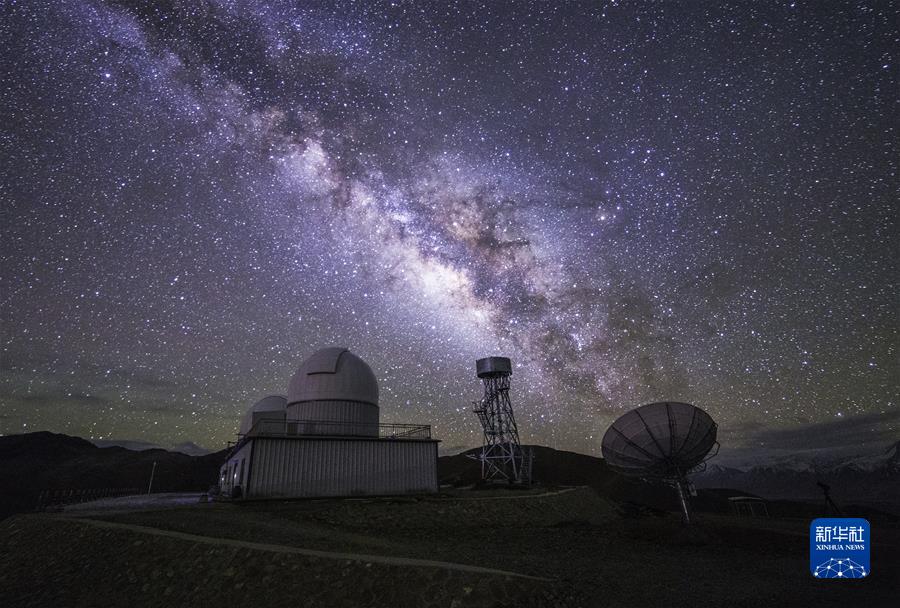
[810,518,870,579]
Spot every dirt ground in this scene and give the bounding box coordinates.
[1,487,896,607]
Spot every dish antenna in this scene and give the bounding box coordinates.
[601,402,718,524]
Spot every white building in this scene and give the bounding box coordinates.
[219,347,438,499]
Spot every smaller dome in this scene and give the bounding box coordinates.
[240,395,287,435]
[250,395,287,412]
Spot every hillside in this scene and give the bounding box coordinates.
[3,432,895,522]
[439,445,736,514]
[3,487,898,607]
[440,445,899,520]
[0,432,227,519]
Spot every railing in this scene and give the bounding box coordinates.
[35,487,141,511]
[243,419,432,440]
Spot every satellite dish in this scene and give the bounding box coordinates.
[601,402,719,523]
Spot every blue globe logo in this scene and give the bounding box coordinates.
[813,558,867,578]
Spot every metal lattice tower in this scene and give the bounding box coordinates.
[470,357,531,483]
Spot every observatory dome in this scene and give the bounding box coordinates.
[239,395,287,435]
[287,347,378,405]
[286,347,379,435]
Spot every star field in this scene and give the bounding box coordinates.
[1,1,897,459]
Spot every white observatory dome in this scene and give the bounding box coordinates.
[239,395,287,435]
[286,347,379,435]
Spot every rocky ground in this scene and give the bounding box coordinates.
[1,486,897,607]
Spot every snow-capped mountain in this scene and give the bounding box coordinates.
[90,438,213,456]
[170,441,213,456]
[693,440,899,505]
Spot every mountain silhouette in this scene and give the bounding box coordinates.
[0,432,227,519]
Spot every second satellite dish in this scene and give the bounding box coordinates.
[601,401,718,523]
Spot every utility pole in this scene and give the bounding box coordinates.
[147,461,157,495]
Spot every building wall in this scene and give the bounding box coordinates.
[246,437,437,498]
[240,409,286,435]
[220,441,253,496]
[284,400,379,436]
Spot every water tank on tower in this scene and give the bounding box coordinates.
[470,356,532,484]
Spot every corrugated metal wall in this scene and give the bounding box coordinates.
[248,437,437,498]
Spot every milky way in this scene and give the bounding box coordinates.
[1,1,897,459]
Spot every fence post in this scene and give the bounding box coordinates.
[147,461,157,495]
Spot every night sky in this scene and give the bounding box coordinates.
[2,1,897,462]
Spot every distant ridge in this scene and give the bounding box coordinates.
[171,441,213,456]
[3,432,895,521]
[0,432,227,519]
[693,448,900,508]
[91,439,213,456]
[92,439,164,451]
